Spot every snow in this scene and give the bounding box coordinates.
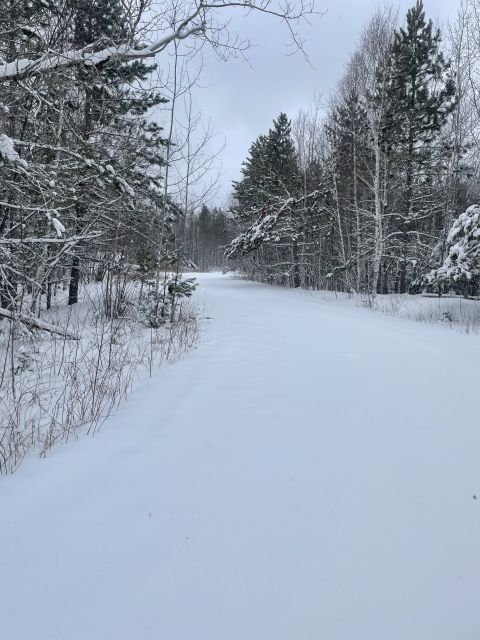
[1,273,480,640]
[227,191,320,258]
[427,204,480,283]
[115,175,135,197]
[51,216,65,237]
[0,21,204,82]
[0,133,28,169]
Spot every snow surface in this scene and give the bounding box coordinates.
[1,272,480,640]
[0,133,28,169]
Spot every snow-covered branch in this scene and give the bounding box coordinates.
[0,234,102,245]
[226,191,320,258]
[0,0,315,83]
[0,307,80,339]
[0,22,205,82]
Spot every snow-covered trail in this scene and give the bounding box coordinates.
[1,273,480,640]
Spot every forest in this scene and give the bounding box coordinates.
[227,1,480,297]
[3,0,480,469]
[0,0,310,470]
[4,0,480,327]
[1,2,480,638]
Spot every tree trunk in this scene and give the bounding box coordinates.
[292,239,301,288]
[68,256,80,305]
[372,133,383,297]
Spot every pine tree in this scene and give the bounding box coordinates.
[381,0,456,292]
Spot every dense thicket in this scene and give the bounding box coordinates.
[228,1,480,296]
[0,0,181,319]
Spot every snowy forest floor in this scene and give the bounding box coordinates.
[1,272,479,640]
[0,280,200,473]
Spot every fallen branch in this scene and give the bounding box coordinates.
[0,307,80,339]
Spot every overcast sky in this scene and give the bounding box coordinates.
[187,0,460,204]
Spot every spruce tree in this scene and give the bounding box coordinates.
[233,114,300,216]
[232,134,270,221]
[265,112,301,196]
[231,113,304,286]
[425,205,480,296]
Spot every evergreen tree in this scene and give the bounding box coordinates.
[232,134,270,221]
[231,113,303,286]
[62,0,167,304]
[0,0,170,311]
[425,204,480,296]
[380,0,456,292]
[265,112,301,196]
[233,114,301,216]
[0,0,68,309]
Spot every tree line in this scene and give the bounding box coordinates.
[0,0,315,471]
[179,205,231,271]
[227,1,480,297]
[0,0,313,329]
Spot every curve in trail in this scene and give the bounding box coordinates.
[1,273,479,640]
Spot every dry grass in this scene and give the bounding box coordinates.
[359,294,480,334]
[0,288,200,474]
